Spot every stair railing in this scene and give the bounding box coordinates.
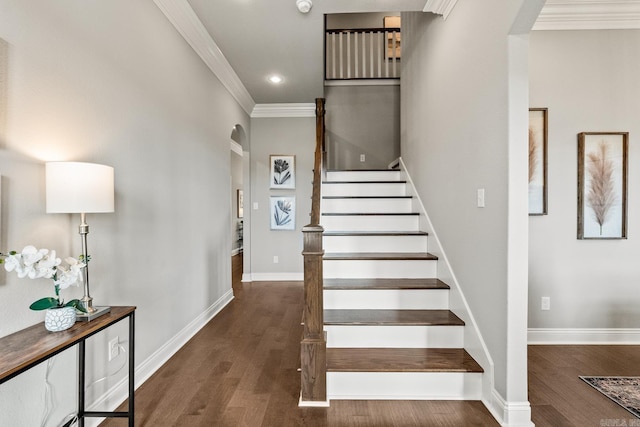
[300,98,327,403]
[325,27,401,80]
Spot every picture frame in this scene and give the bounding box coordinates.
[237,189,243,218]
[577,132,628,239]
[270,196,295,231]
[529,108,548,215]
[384,16,401,61]
[269,155,295,189]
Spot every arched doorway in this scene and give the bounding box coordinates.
[230,124,250,283]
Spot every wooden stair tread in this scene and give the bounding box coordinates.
[326,169,399,172]
[322,196,412,199]
[326,348,483,373]
[323,231,428,236]
[323,181,407,184]
[324,252,437,261]
[324,309,464,326]
[324,278,449,290]
[322,212,419,216]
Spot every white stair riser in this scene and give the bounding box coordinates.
[325,325,463,348]
[323,235,428,253]
[324,289,449,310]
[324,259,437,279]
[321,215,419,232]
[327,372,483,400]
[326,170,401,182]
[322,183,406,197]
[322,198,413,213]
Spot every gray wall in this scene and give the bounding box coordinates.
[0,2,249,424]
[325,85,400,170]
[324,13,401,170]
[401,0,537,409]
[529,30,640,329]
[249,117,314,279]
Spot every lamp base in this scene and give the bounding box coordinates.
[76,306,111,322]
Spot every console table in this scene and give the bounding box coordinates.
[0,306,136,426]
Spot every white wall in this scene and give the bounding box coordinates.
[400,0,538,417]
[529,30,640,330]
[0,2,248,425]
[248,117,314,280]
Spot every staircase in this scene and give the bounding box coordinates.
[320,169,483,400]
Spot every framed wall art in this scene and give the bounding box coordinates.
[577,132,628,239]
[529,108,548,215]
[270,155,295,189]
[270,196,295,231]
[237,189,243,218]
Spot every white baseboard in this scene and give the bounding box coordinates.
[84,288,235,427]
[248,272,304,281]
[528,328,640,344]
[241,273,252,282]
[484,390,534,427]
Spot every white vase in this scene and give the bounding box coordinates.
[44,307,76,332]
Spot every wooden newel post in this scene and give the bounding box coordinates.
[301,223,326,402]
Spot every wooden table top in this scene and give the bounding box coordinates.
[0,306,135,384]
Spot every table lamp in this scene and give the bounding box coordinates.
[45,162,114,321]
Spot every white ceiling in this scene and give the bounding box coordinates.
[156,0,640,111]
[186,0,430,104]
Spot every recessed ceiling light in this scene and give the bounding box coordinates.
[268,75,283,84]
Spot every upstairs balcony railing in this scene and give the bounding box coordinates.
[325,27,401,80]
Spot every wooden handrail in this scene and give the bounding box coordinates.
[310,98,325,225]
[300,98,327,404]
[326,27,401,34]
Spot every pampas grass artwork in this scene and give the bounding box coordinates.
[528,109,547,215]
[586,142,616,235]
[529,127,537,184]
[578,132,628,239]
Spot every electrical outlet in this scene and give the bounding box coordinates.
[253,202,259,210]
[108,337,119,361]
[541,297,551,311]
[273,255,279,264]
[360,154,366,162]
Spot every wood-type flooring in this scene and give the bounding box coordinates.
[101,253,640,426]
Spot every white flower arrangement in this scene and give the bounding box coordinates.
[1,245,87,311]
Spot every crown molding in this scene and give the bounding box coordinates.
[423,0,459,20]
[153,0,255,115]
[251,103,316,118]
[534,0,640,30]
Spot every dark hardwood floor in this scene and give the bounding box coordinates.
[529,344,640,426]
[101,253,640,426]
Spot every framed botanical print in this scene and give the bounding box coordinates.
[270,155,295,189]
[270,196,295,230]
[577,132,628,239]
[529,108,547,215]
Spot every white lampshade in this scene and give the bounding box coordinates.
[46,162,115,213]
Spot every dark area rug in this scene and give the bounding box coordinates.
[580,376,640,418]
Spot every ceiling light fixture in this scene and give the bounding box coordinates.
[296,0,312,13]
[268,75,283,84]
